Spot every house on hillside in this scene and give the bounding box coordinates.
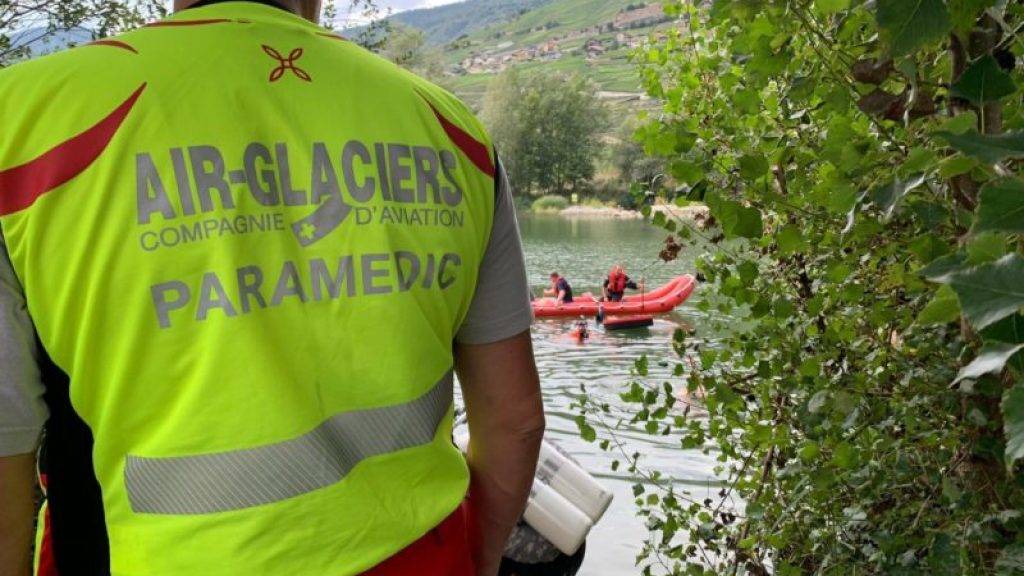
[613,3,670,30]
[584,40,606,59]
[539,40,559,54]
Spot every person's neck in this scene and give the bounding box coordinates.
[175,0,306,18]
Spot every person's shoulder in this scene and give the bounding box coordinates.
[0,31,146,113]
[0,28,144,84]
[355,48,489,145]
[0,33,149,169]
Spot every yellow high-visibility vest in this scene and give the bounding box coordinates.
[0,3,496,574]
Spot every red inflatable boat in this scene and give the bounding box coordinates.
[602,314,655,330]
[532,275,696,318]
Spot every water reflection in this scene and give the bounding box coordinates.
[518,214,725,575]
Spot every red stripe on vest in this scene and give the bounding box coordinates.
[0,84,146,217]
[318,32,348,42]
[145,18,232,27]
[417,93,495,178]
[87,40,138,54]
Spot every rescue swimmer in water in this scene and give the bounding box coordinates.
[569,319,589,343]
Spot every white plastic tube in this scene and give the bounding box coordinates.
[535,441,614,523]
[522,479,593,555]
[452,431,613,553]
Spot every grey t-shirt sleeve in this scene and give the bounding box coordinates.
[0,229,47,457]
[456,159,533,345]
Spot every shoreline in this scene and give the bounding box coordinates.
[556,205,643,219]
[548,203,710,223]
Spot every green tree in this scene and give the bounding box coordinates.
[613,118,667,193]
[323,0,391,52]
[482,69,608,195]
[575,1,1024,574]
[379,22,444,81]
[1,1,379,67]
[1,0,165,67]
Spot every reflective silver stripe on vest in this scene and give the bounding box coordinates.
[124,371,454,515]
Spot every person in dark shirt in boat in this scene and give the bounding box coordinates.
[544,272,573,304]
[602,265,643,302]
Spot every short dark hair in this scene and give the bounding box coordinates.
[550,272,559,278]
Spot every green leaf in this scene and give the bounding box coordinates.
[635,354,649,376]
[800,357,821,377]
[1003,382,1024,470]
[706,193,763,239]
[919,252,968,283]
[737,260,759,283]
[738,154,770,180]
[975,179,1024,234]
[937,130,1024,164]
[827,263,852,283]
[938,111,979,135]
[876,0,952,56]
[967,232,1009,265]
[832,442,858,469]
[776,225,806,256]
[928,534,958,576]
[949,0,998,35]
[870,173,926,220]
[901,147,938,175]
[950,254,1024,330]
[814,0,849,13]
[917,285,961,325]
[578,420,597,443]
[909,233,951,264]
[941,477,963,503]
[937,155,978,178]
[983,315,1024,373]
[671,160,703,185]
[951,55,1018,105]
[953,342,1024,384]
[799,441,821,462]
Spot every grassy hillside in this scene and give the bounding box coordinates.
[389,0,556,44]
[451,0,653,50]
[429,0,676,109]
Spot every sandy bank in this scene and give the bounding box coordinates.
[556,203,710,223]
[557,205,643,219]
[649,204,710,222]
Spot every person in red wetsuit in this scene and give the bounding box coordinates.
[602,265,643,302]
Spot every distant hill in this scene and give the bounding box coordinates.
[340,0,675,109]
[9,27,92,58]
[431,0,678,108]
[389,0,557,45]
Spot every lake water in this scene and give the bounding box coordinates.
[517,213,724,575]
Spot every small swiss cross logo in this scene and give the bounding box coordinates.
[262,45,312,82]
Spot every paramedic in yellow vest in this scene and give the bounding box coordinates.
[0,0,544,575]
